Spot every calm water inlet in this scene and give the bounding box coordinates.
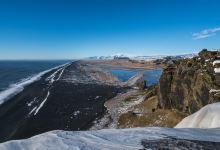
[111,69,162,86]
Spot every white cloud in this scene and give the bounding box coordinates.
[192,27,220,40]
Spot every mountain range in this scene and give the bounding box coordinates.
[86,53,197,61]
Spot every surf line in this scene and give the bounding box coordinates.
[0,62,72,105]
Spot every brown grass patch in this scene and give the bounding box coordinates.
[118,96,187,128]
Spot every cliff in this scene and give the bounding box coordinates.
[106,49,220,128]
[158,49,220,114]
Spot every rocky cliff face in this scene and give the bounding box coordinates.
[158,49,220,114]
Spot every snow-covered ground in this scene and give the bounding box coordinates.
[0,127,220,150]
[214,68,220,73]
[213,60,220,66]
[210,89,220,93]
[175,102,220,128]
[212,59,220,73]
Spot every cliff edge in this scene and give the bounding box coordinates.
[158,49,220,114]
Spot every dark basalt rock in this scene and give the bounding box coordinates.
[141,136,220,150]
[158,49,220,114]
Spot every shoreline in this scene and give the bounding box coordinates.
[0,61,72,105]
[0,60,163,142]
[0,61,127,142]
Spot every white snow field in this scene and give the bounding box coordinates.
[175,102,220,128]
[1,127,220,150]
[213,60,220,66]
[214,68,220,73]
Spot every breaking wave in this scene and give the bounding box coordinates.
[0,62,71,105]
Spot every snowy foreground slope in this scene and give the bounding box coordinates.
[1,127,220,150]
[2,102,220,149]
[176,102,220,128]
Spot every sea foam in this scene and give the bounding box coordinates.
[0,62,71,105]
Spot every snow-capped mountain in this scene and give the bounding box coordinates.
[86,53,197,61]
[86,53,133,60]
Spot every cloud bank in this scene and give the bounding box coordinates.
[193,27,220,40]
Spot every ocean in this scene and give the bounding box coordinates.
[0,60,70,92]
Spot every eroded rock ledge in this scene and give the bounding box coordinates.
[158,49,220,114]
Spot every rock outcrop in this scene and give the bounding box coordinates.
[158,49,220,114]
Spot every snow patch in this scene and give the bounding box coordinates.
[175,102,220,128]
[57,68,64,81]
[214,68,220,73]
[95,96,101,99]
[34,91,50,115]
[46,67,64,84]
[28,107,37,116]
[73,110,80,116]
[210,89,220,93]
[55,63,71,81]
[213,60,220,66]
[27,97,37,107]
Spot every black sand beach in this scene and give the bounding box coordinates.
[0,61,126,142]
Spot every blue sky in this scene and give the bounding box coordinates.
[0,0,220,59]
